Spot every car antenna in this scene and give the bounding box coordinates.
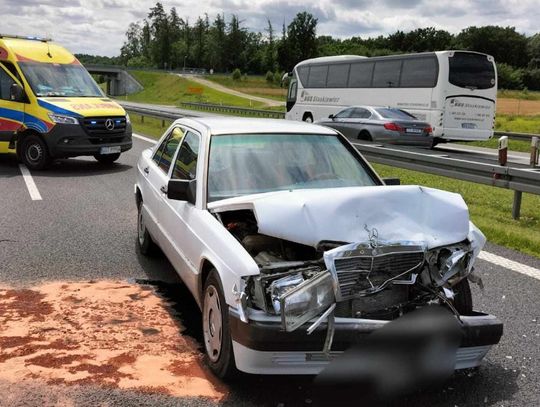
[45,34,52,58]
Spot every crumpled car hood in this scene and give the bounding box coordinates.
[208,185,477,249]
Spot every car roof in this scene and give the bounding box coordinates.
[176,116,338,136]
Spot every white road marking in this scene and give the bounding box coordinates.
[18,164,42,201]
[133,133,157,144]
[133,131,540,282]
[479,251,540,281]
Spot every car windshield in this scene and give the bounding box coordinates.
[208,133,377,202]
[18,62,103,97]
[375,108,417,120]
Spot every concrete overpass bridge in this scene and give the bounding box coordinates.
[85,65,143,96]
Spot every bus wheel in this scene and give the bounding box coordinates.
[430,138,441,149]
[358,130,372,141]
[20,135,52,170]
[302,113,313,123]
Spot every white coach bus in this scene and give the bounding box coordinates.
[285,51,497,142]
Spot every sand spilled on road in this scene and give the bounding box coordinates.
[0,281,226,401]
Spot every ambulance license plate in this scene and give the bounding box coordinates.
[100,146,121,155]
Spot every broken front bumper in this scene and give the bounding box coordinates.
[229,308,503,375]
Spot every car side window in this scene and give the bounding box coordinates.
[353,108,372,119]
[172,131,200,180]
[0,67,16,101]
[334,108,353,119]
[152,127,185,173]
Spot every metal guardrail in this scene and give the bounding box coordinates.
[123,104,539,219]
[180,102,286,119]
[495,131,539,141]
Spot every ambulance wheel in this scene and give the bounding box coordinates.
[20,135,52,170]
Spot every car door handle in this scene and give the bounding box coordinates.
[160,185,167,194]
[143,167,149,174]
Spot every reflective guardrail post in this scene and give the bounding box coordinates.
[531,137,539,168]
[498,136,508,166]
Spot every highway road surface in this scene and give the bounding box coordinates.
[0,135,539,407]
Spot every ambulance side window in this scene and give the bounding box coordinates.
[0,61,22,82]
[0,68,16,101]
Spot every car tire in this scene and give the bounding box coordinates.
[358,130,372,141]
[20,134,52,170]
[302,113,313,123]
[137,200,158,256]
[203,269,237,379]
[452,278,473,315]
[94,153,121,164]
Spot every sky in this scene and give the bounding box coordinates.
[1,0,539,57]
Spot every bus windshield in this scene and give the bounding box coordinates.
[19,62,103,97]
[208,134,377,202]
[448,52,495,90]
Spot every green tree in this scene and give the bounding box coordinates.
[286,12,318,67]
[455,26,529,67]
[148,2,171,68]
[497,63,524,89]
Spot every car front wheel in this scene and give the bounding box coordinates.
[20,135,52,170]
[137,200,158,255]
[203,270,236,379]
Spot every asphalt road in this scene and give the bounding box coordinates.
[0,137,539,406]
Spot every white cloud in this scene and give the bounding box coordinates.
[0,0,539,56]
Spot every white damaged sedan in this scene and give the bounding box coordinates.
[135,117,502,379]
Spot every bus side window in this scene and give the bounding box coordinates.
[348,62,374,88]
[373,60,401,88]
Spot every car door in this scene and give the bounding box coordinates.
[142,126,185,246]
[327,107,354,134]
[0,63,25,148]
[336,108,367,138]
[159,129,201,294]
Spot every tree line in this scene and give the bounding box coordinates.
[79,1,540,90]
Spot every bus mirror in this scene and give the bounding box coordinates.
[10,83,24,102]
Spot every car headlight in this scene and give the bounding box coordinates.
[48,113,79,125]
[125,113,131,125]
[430,245,472,287]
[278,271,335,332]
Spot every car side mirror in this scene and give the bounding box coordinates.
[167,179,196,204]
[10,83,24,102]
[383,177,401,186]
[328,114,335,120]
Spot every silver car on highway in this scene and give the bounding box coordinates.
[316,106,434,147]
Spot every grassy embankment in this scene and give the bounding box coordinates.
[125,71,269,108]
[203,74,287,101]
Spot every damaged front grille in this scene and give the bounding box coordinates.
[330,245,425,300]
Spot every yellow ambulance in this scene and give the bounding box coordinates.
[0,34,132,169]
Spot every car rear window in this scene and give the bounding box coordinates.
[375,108,416,120]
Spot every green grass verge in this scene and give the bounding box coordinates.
[373,163,540,258]
[131,114,171,139]
[458,114,539,152]
[498,89,540,100]
[124,71,268,108]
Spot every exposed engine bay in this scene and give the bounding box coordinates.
[216,208,483,332]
